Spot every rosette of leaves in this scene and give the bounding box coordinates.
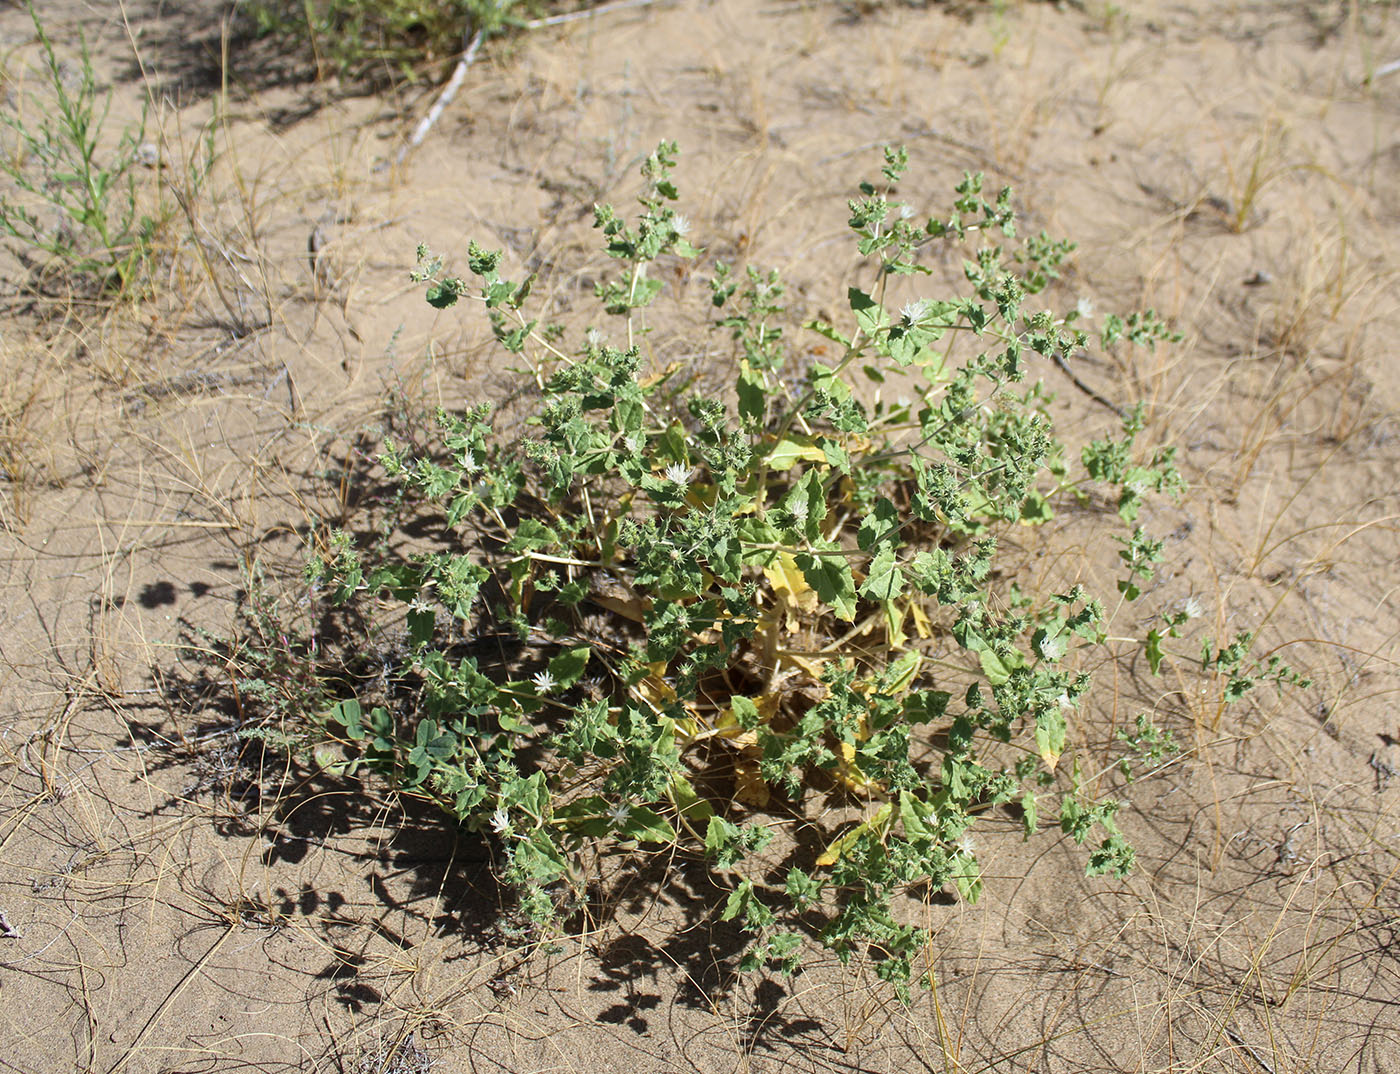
[308,142,1190,989]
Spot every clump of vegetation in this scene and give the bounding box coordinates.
[245,0,606,83]
[300,143,1305,991]
[0,5,159,295]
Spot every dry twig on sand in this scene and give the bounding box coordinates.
[394,0,666,167]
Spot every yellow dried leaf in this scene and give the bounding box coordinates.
[591,593,647,624]
[639,361,682,389]
[733,759,771,808]
[636,666,678,712]
[908,598,933,639]
[765,434,827,470]
[763,552,818,612]
[779,650,826,680]
[816,803,893,867]
[884,599,908,649]
[834,739,878,794]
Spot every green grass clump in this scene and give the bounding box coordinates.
[245,0,605,84]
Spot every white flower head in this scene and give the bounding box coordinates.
[1038,633,1068,661]
[1076,296,1095,320]
[408,595,434,615]
[956,832,977,855]
[532,669,557,695]
[899,203,916,220]
[671,214,691,237]
[663,462,694,486]
[901,299,931,325]
[788,497,810,522]
[586,326,603,347]
[490,807,511,834]
[1181,595,1204,620]
[606,801,632,827]
[460,449,480,473]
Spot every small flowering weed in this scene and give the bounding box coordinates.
[303,143,1307,991]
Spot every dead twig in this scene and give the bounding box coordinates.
[394,22,486,169]
[393,0,667,168]
[105,923,235,1074]
[526,0,663,30]
[1224,1026,1278,1074]
[1053,351,1129,419]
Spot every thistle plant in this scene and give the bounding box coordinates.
[303,142,1300,991]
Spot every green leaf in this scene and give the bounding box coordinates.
[860,544,905,602]
[883,649,922,694]
[484,278,514,308]
[1145,628,1165,675]
[731,695,761,730]
[978,646,1022,685]
[784,868,822,909]
[820,438,852,473]
[887,327,924,367]
[505,770,550,819]
[1019,489,1054,523]
[804,318,852,347]
[425,281,460,308]
[1020,790,1038,838]
[505,518,560,552]
[407,719,455,784]
[849,287,889,336]
[766,434,827,471]
[446,492,476,527]
[795,549,858,621]
[547,645,591,688]
[786,467,828,541]
[856,497,900,551]
[554,796,612,838]
[705,815,743,867]
[513,830,568,881]
[951,848,982,903]
[737,370,766,425]
[898,790,935,841]
[668,773,714,823]
[618,806,676,844]
[407,608,435,648]
[721,879,755,922]
[903,690,951,724]
[1035,708,1067,768]
[329,699,364,739]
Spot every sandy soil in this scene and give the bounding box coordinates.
[1,1,1397,1071]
